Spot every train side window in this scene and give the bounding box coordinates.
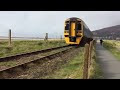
[65,23,69,30]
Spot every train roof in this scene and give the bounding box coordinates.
[65,17,90,29]
[65,17,82,21]
[65,17,93,35]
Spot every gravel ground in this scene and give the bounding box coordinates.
[10,47,82,79]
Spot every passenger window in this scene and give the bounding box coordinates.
[65,23,69,30]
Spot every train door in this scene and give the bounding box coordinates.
[70,22,76,37]
[69,21,76,42]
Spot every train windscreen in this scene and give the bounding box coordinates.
[76,22,81,30]
[65,23,69,30]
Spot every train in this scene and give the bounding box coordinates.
[64,17,93,46]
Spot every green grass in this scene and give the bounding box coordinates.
[0,40,66,58]
[103,40,120,60]
[0,40,103,79]
[42,44,103,79]
[0,61,17,67]
[41,48,84,79]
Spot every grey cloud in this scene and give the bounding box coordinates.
[0,11,120,37]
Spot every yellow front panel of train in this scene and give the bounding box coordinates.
[70,23,75,36]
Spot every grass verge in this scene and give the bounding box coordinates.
[0,40,66,58]
[41,43,104,79]
[103,41,120,60]
[39,47,84,79]
[89,44,104,79]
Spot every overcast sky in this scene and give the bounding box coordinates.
[0,11,120,38]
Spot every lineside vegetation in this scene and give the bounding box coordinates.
[0,40,66,58]
[103,40,120,60]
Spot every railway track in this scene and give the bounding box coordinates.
[0,45,77,79]
[0,45,71,62]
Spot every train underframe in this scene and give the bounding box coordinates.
[79,37,93,46]
[65,36,93,47]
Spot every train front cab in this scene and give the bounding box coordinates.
[64,19,83,45]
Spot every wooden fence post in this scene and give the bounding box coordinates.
[44,33,48,41]
[8,29,11,46]
[60,35,62,40]
[93,40,96,46]
[83,43,89,79]
[89,40,93,66]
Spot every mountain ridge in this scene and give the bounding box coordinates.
[92,24,120,39]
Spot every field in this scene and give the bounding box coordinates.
[0,40,102,79]
[0,40,66,58]
[103,40,120,60]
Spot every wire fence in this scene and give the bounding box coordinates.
[0,30,64,40]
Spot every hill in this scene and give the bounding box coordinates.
[92,25,120,39]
